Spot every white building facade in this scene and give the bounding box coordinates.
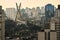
[6,8,16,21]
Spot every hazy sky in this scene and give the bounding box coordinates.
[0,0,60,10]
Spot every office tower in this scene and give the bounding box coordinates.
[45,4,54,19]
[21,8,25,14]
[21,8,26,18]
[55,5,60,40]
[40,16,46,30]
[36,7,41,17]
[6,8,16,21]
[44,4,55,29]
[36,7,41,20]
[55,5,60,18]
[50,17,55,30]
[25,7,32,18]
[38,29,57,40]
[36,7,40,13]
[40,7,45,25]
[50,5,60,40]
[40,7,45,17]
[31,8,36,18]
[0,6,5,40]
[20,8,27,20]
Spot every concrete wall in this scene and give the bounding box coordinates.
[38,32,45,40]
[50,32,57,40]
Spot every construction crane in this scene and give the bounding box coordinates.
[15,2,26,25]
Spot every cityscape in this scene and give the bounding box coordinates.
[0,1,60,40]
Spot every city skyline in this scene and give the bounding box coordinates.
[0,0,60,40]
[0,0,60,10]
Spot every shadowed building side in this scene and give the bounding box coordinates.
[0,6,5,40]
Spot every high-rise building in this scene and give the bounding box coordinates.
[0,6,5,40]
[36,7,41,16]
[25,7,32,18]
[20,8,27,19]
[55,6,60,18]
[21,8,25,14]
[54,7,56,12]
[36,7,41,20]
[40,7,45,17]
[6,8,16,21]
[38,29,57,40]
[50,17,55,30]
[45,4,54,19]
[44,4,55,29]
[21,8,25,17]
[36,7,40,13]
[55,5,60,40]
[50,5,60,40]
[31,8,36,18]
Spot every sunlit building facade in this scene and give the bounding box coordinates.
[38,29,57,40]
[6,8,16,21]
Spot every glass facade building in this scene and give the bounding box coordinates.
[44,4,55,29]
[45,4,54,19]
